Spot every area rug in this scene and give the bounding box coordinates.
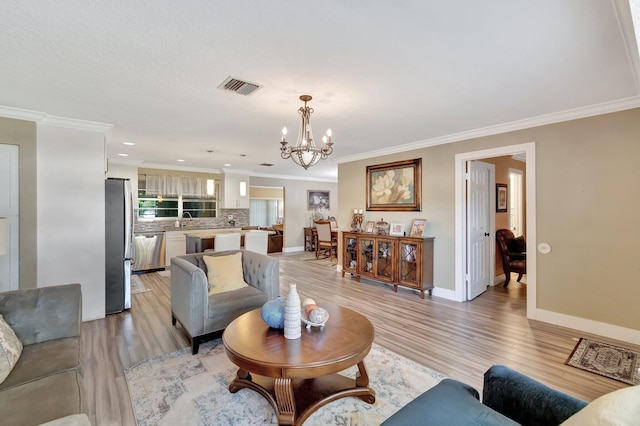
[125,340,446,425]
[157,270,171,277]
[566,338,640,385]
[131,275,150,294]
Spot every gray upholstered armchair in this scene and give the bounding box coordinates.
[170,250,279,354]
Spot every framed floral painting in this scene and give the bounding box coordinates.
[366,158,421,211]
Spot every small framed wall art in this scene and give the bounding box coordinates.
[389,223,405,236]
[307,190,330,210]
[409,219,427,237]
[496,183,508,213]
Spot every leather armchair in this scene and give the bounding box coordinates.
[170,250,279,354]
[495,229,526,287]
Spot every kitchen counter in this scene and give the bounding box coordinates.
[184,229,274,238]
[185,230,275,254]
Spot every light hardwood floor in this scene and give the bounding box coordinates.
[83,252,638,425]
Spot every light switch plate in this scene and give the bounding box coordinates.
[537,242,551,254]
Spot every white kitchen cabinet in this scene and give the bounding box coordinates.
[221,173,250,209]
[165,231,187,266]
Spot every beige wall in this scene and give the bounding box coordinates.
[0,117,37,289]
[250,186,284,199]
[338,108,640,332]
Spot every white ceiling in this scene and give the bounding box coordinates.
[2,0,640,181]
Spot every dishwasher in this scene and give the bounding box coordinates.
[132,232,166,273]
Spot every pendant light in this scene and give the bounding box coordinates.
[206,150,214,196]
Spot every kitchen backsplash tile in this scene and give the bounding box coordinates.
[134,208,249,232]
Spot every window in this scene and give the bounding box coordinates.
[250,199,283,226]
[183,196,217,218]
[138,174,217,219]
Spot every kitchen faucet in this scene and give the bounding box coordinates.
[181,212,192,227]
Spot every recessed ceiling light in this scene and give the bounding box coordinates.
[224,163,232,167]
[122,142,135,146]
[177,159,185,162]
[117,153,129,157]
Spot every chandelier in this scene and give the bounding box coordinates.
[280,95,333,169]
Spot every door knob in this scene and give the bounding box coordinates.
[484,233,490,237]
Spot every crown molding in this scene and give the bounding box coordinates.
[0,105,47,122]
[109,159,337,182]
[0,105,112,133]
[334,96,640,164]
[39,115,112,133]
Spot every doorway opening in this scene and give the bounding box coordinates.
[509,169,524,237]
[455,142,537,319]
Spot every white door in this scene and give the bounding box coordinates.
[0,144,19,292]
[467,161,492,300]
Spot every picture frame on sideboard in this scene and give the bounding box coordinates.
[389,223,405,236]
[409,219,427,237]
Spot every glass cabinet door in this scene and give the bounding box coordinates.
[359,237,375,277]
[375,238,395,282]
[399,239,421,288]
[343,235,358,273]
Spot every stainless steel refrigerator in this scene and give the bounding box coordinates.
[105,178,133,314]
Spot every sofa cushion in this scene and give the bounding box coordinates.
[381,379,518,425]
[0,369,85,426]
[208,285,268,322]
[203,252,248,295]
[0,314,23,384]
[0,337,81,391]
[560,385,640,425]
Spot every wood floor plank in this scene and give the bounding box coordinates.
[82,252,639,425]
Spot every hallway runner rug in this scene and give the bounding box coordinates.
[566,338,640,385]
[125,339,446,426]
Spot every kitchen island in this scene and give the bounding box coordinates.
[185,230,275,254]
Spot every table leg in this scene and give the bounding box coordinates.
[274,377,295,425]
[356,360,376,404]
[229,368,251,393]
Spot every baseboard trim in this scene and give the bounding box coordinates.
[283,246,304,253]
[431,286,462,302]
[536,309,640,346]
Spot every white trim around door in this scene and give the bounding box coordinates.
[454,142,537,319]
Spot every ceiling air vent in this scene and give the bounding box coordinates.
[217,76,262,96]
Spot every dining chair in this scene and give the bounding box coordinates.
[315,221,337,261]
[213,233,241,252]
[243,231,268,255]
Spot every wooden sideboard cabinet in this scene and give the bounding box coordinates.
[342,231,434,298]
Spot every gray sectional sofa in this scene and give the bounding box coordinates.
[0,284,89,426]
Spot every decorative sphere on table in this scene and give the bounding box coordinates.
[260,296,285,329]
[308,307,329,324]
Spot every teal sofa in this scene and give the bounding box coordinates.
[0,284,89,425]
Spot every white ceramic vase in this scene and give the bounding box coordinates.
[284,283,301,340]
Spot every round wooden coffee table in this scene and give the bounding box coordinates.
[222,303,375,426]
